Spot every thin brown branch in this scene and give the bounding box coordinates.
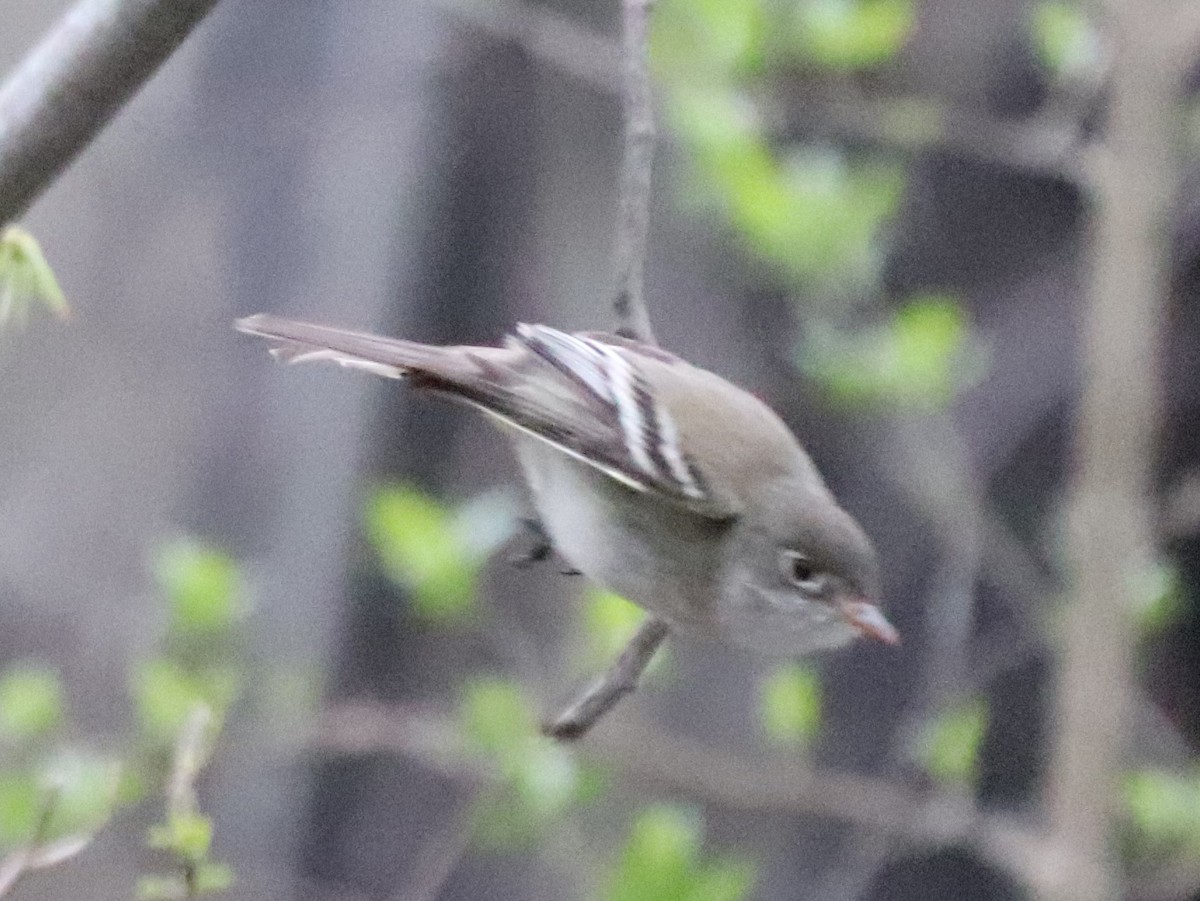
[769,91,1089,184]
[0,788,94,899]
[611,0,657,345]
[543,0,666,741]
[542,615,669,740]
[0,0,222,225]
[315,699,1045,880]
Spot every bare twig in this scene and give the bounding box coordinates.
[167,705,214,897]
[542,615,669,740]
[0,0,222,225]
[543,0,666,741]
[769,92,1090,184]
[315,700,1032,871]
[167,705,212,823]
[611,0,657,345]
[0,787,96,899]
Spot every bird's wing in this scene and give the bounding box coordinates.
[236,316,739,520]
[512,324,741,518]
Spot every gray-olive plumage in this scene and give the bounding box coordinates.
[236,314,897,654]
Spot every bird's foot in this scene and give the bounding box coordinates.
[509,517,582,575]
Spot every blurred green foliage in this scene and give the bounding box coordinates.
[0,226,68,326]
[653,0,909,292]
[460,678,585,846]
[137,863,233,901]
[585,590,647,661]
[582,589,671,682]
[792,0,914,70]
[801,297,984,410]
[605,806,755,901]
[365,484,517,625]
[917,696,988,787]
[134,539,245,746]
[0,663,64,741]
[0,537,244,896]
[0,664,119,854]
[132,659,238,746]
[135,541,242,898]
[38,750,122,840]
[0,774,40,846]
[1123,769,1200,862]
[758,663,822,747]
[1130,561,1186,638]
[1029,1,1101,81]
[140,709,233,900]
[155,540,242,636]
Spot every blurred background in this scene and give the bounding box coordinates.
[1,0,1199,899]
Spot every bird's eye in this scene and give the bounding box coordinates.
[781,551,825,594]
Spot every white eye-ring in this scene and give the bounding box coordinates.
[780,550,827,595]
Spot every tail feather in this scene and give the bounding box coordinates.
[235,314,457,380]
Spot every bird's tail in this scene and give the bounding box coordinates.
[234,314,476,383]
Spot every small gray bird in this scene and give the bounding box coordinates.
[236,315,898,655]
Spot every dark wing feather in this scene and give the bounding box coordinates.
[235,316,735,520]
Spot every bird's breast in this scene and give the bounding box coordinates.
[509,433,724,630]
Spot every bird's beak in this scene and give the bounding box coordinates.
[838,598,900,646]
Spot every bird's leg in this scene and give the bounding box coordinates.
[508,517,581,575]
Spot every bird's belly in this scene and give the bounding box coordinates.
[510,435,719,628]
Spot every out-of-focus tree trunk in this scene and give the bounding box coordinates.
[1042,5,1197,901]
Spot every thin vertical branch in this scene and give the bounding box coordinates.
[0,0,222,226]
[544,0,666,741]
[1042,5,1193,900]
[611,0,657,345]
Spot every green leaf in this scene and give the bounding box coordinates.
[585,591,647,661]
[609,806,702,901]
[460,678,581,843]
[802,296,983,410]
[155,540,241,635]
[461,678,534,756]
[0,773,40,846]
[794,0,914,71]
[758,664,822,746]
[691,860,757,901]
[665,97,905,288]
[917,697,988,786]
[0,226,68,326]
[652,0,766,77]
[131,659,236,744]
[1124,769,1200,860]
[195,861,234,893]
[148,812,212,861]
[137,874,187,900]
[365,484,479,624]
[0,663,64,741]
[1129,561,1186,637]
[40,750,121,839]
[607,806,755,901]
[1029,2,1101,80]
